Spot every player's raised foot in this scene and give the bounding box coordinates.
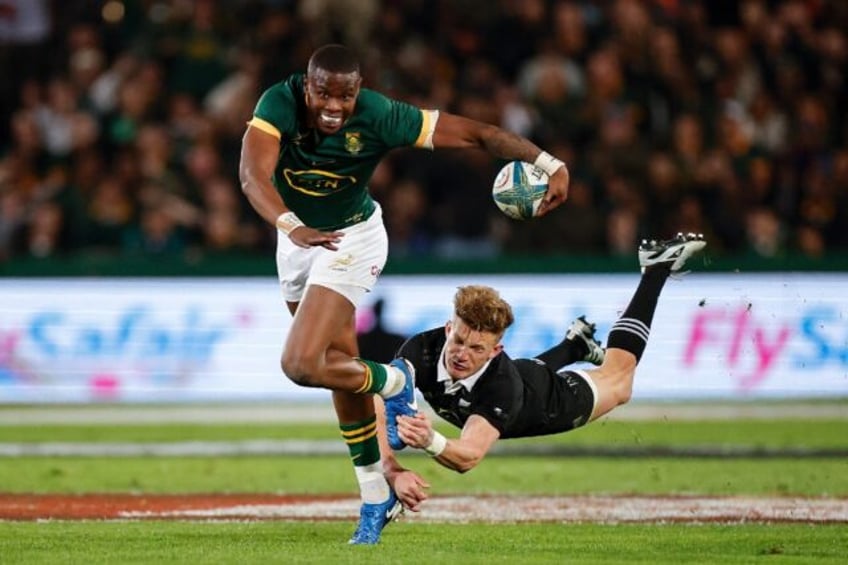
[565,315,605,365]
[348,490,403,545]
[384,358,418,451]
[638,232,706,274]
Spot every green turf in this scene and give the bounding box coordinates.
[2,419,847,448]
[2,408,846,563]
[0,423,340,442]
[1,456,845,495]
[0,522,845,564]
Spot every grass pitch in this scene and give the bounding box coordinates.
[0,405,846,563]
[1,522,846,565]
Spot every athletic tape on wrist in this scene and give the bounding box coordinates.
[275,211,304,235]
[534,151,565,177]
[423,431,448,457]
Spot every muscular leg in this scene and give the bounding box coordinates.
[326,312,388,504]
[584,349,636,421]
[283,284,376,453]
[284,285,389,506]
[328,322,375,426]
[282,284,406,404]
[282,285,371,391]
[583,264,672,421]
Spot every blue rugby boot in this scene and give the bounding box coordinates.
[348,490,403,545]
[384,358,418,450]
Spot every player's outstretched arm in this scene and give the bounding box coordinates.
[398,412,500,473]
[431,112,569,215]
[375,396,430,511]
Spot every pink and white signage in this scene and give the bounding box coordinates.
[1,273,845,402]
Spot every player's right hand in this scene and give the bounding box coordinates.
[537,165,569,216]
[289,226,344,250]
[391,469,430,512]
[397,412,434,450]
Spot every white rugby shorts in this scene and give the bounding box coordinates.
[276,203,388,307]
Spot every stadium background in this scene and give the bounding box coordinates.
[0,2,846,561]
[1,0,847,274]
[1,0,846,403]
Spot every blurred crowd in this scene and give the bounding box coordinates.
[1,0,847,265]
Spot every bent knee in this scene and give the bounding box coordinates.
[590,367,634,409]
[281,352,322,387]
[614,381,633,406]
[612,367,635,406]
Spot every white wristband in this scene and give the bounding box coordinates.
[534,151,565,177]
[423,431,448,457]
[275,211,304,235]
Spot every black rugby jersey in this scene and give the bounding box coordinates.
[397,328,594,438]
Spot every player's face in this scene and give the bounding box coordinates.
[443,317,503,380]
[304,68,361,135]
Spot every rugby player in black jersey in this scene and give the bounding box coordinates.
[380,234,706,512]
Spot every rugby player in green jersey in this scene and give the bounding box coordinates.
[238,44,569,544]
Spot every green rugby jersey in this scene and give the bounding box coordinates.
[248,74,433,230]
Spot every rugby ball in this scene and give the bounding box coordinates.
[492,161,549,220]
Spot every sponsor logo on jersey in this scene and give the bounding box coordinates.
[283,169,356,196]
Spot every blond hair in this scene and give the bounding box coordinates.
[453,285,514,335]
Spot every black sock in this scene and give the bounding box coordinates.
[535,338,586,371]
[606,264,671,361]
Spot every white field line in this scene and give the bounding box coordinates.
[1,401,847,425]
[2,440,846,458]
[118,495,848,524]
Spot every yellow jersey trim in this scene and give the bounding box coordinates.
[414,109,438,148]
[247,117,281,140]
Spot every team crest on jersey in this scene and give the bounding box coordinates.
[344,132,363,154]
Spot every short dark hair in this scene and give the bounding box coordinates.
[308,44,360,75]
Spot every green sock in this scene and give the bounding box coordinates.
[340,417,381,466]
[354,359,388,394]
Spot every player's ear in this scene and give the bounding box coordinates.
[490,343,504,359]
[444,320,452,337]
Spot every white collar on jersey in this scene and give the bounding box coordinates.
[437,343,492,395]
